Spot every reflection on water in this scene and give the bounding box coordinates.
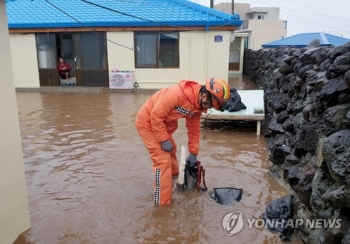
[228,75,258,90]
[14,77,295,244]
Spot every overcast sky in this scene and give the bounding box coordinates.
[191,0,350,39]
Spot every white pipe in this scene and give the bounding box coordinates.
[177,145,187,185]
[188,35,191,80]
[204,31,208,80]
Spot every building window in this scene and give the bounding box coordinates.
[257,14,265,19]
[244,37,249,48]
[134,32,179,68]
[36,33,57,69]
[283,21,288,29]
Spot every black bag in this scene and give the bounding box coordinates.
[223,88,247,112]
[262,195,294,242]
[209,187,243,205]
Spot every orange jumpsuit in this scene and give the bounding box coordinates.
[135,80,207,205]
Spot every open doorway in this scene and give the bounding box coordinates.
[57,32,109,87]
[56,33,76,85]
[36,32,108,87]
[229,38,240,71]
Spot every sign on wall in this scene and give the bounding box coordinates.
[214,35,223,42]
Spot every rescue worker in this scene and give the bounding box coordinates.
[135,78,231,205]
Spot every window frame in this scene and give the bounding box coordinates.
[283,21,288,29]
[134,32,180,69]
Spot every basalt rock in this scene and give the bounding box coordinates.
[298,64,314,80]
[328,41,350,63]
[322,130,350,184]
[298,123,325,153]
[300,47,329,65]
[324,209,350,243]
[297,155,318,206]
[297,183,315,210]
[322,185,350,208]
[282,112,306,134]
[344,69,350,88]
[323,104,350,131]
[293,197,314,242]
[310,169,334,213]
[268,116,285,135]
[320,77,350,107]
[276,110,289,124]
[244,39,350,243]
[306,228,326,244]
[279,63,295,75]
[306,39,321,49]
[320,59,332,72]
[328,53,350,74]
[268,93,289,114]
[341,231,350,244]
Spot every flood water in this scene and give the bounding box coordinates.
[14,77,294,244]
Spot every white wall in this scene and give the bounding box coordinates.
[107,31,231,89]
[10,34,40,88]
[0,1,31,243]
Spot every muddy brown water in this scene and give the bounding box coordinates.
[14,77,296,244]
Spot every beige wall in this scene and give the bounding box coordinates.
[206,31,231,81]
[10,34,40,88]
[249,7,280,19]
[107,31,231,89]
[0,1,31,243]
[248,19,287,50]
[214,3,250,20]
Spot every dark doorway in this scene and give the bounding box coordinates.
[36,32,108,87]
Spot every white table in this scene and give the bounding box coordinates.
[201,90,265,135]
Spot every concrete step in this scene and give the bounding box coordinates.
[60,77,77,86]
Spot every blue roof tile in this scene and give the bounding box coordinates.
[262,32,350,48]
[6,0,243,29]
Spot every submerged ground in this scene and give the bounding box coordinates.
[14,77,296,244]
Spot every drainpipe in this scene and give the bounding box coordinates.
[188,35,191,80]
[240,35,244,73]
[204,31,208,81]
[205,21,210,31]
[232,0,234,14]
[210,0,213,8]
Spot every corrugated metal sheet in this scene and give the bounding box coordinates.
[6,0,242,28]
[262,32,350,48]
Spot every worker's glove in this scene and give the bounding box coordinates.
[186,153,197,165]
[161,140,173,152]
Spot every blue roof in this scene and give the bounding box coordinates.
[262,32,350,48]
[5,0,242,29]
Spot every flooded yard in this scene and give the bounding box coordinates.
[14,77,291,244]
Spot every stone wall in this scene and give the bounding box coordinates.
[243,40,350,243]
